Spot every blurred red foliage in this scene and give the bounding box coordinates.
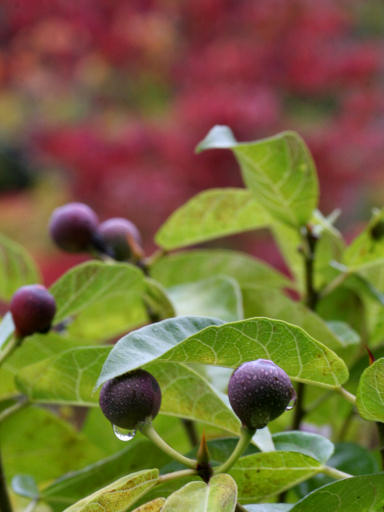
[0,0,383,280]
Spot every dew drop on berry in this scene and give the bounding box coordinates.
[113,424,136,441]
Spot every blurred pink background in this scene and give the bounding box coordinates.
[0,0,383,283]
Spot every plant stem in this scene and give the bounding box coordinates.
[376,422,384,470]
[158,468,197,484]
[214,426,255,474]
[336,387,357,405]
[0,336,23,368]
[0,447,12,512]
[0,397,29,425]
[292,226,319,431]
[182,419,199,447]
[322,465,353,479]
[140,423,197,469]
[292,382,305,430]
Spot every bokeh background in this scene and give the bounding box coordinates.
[0,0,383,283]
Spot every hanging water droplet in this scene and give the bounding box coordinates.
[113,424,136,441]
[286,396,297,411]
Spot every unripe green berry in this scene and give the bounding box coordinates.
[228,359,295,429]
[99,369,161,429]
[10,284,56,337]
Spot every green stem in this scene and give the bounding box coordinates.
[139,423,197,469]
[0,398,29,424]
[214,426,255,474]
[158,468,197,484]
[322,465,353,480]
[336,387,357,405]
[0,336,23,368]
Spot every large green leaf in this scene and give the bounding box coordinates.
[50,261,144,323]
[156,188,268,250]
[197,126,318,228]
[63,469,159,512]
[168,276,243,322]
[272,432,334,464]
[290,474,384,511]
[0,233,41,301]
[242,287,350,350]
[143,278,175,321]
[98,316,349,389]
[230,451,322,502]
[42,441,170,512]
[17,348,241,434]
[0,406,102,483]
[356,358,384,421]
[150,250,291,290]
[161,474,237,512]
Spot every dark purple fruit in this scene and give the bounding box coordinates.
[10,285,56,337]
[49,202,99,253]
[99,369,161,429]
[228,359,295,429]
[98,217,143,261]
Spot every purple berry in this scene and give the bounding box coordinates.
[10,285,56,337]
[49,202,99,253]
[98,217,143,261]
[99,369,161,429]
[228,359,295,429]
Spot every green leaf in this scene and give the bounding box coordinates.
[245,506,293,512]
[230,451,322,502]
[98,317,349,389]
[155,188,268,250]
[132,498,166,511]
[167,276,243,322]
[50,261,144,323]
[272,432,334,464]
[16,346,111,406]
[63,469,159,512]
[0,233,41,301]
[290,474,384,511]
[0,312,14,350]
[325,321,360,347]
[17,347,242,435]
[0,406,102,483]
[161,474,237,512]
[197,126,318,228]
[241,287,348,350]
[150,250,291,290]
[0,332,92,400]
[11,474,39,499]
[344,208,384,267]
[42,442,170,511]
[356,357,384,421]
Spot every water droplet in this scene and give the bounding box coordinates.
[286,395,297,411]
[113,424,136,441]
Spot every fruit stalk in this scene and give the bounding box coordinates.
[139,422,197,469]
[214,426,255,474]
